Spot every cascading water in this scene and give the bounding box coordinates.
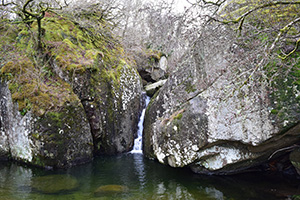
[131,95,150,154]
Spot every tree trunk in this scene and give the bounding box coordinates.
[37,17,43,54]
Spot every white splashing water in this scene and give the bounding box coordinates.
[131,96,150,154]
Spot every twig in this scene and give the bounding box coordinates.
[268,144,300,160]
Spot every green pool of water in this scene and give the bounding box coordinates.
[0,153,299,200]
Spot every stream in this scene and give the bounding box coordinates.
[0,154,300,200]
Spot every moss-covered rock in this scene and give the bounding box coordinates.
[75,59,142,155]
[0,78,93,168]
[0,11,143,167]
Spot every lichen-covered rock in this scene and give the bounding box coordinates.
[42,14,143,155]
[143,24,300,174]
[0,80,93,168]
[72,60,143,155]
[0,82,12,160]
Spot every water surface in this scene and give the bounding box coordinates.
[0,154,299,200]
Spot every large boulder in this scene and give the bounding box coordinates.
[135,50,168,84]
[71,60,143,155]
[0,13,143,167]
[0,79,93,168]
[143,24,300,174]
[44,15,143,155]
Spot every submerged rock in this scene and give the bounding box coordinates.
[94,185,129,196]
[143,23,300,174]
[31,174,79,194]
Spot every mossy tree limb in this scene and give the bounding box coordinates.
[22,0,47,52]
[1,0,68,53]
[203,1,300,54]
[195,0,300,88]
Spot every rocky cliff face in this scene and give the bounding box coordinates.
[71,61,142,155]
[0,13,143,168]
[143,24,300,174]
[0,80,93,168]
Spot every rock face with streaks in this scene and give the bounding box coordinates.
[72,60,143,155]
[143,24,300,174]
[0,80,93,168]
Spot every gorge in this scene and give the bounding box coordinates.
[0,2,299,175]
[0,0,300,199]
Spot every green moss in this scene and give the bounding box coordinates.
[184,81,196,93]
[270,109,278,114]
[1,59,34,75]
[62,38,77,49]
[222,0,300,24]
[1,12,129,118]
[32,155,45,167]
[100,59,128,90]
[267,53,300,127]
[174,113,183,120]
[46,110,67,128]
[292,195,300,200]
[31,133,40,140]
[1,55,79,116]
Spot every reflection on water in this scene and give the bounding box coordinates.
[133,154,146,189]
[0,154,299,200]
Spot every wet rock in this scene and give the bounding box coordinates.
[31,174,79,194]
[94,185,129,196]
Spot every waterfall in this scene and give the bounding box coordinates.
[131,95,150,154]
